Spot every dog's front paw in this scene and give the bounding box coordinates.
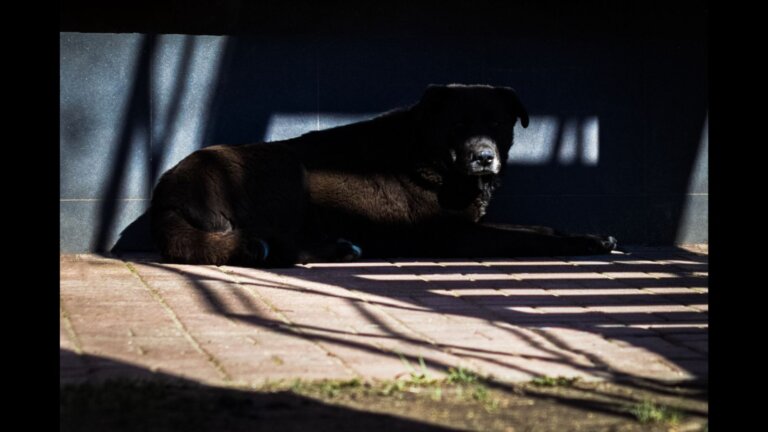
[570,234,618,255]
[601,236,618,252]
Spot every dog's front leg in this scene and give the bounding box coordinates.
[419,222,617,258]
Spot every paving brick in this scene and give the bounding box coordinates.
[568,278,635,288]
[606,336,704,360]
[569,260,616,273]
[513,272,609,280]
[599,313,671,325]
[439,279,533,289]
[432,259,486,266]
[630,324,708,335]
[651,294,708,307]
[662,331,708,340]
[74,321,186,339]
[65,305,178,333]
[547,288,645,296]
[664,359,708,380]
[353,281,438,294]
[640,287,704,295]
[218,346,351,381]
[60,286,152,304]
[561,295,684,307]
[534,327,691,381]
[617,278,704,289]
[381,308,452,326]
[313,345,424,379]
[460,272,529,280]
[654,312,708,323]
[60,328,79,353]
[448,288,506,296]
[586,305,702,314]
[441,331,588,363]
[679,340,708,354]
[412,295,473,309]
[485,264,586,274]
[492,288,549,297]
[610,358,694,381]
[390,260,446,267]
[484,306,597,324]
[350,294,428,311]
[464,295,567,307]
[463,352,602,382]
[60,255,133,278]
[131,262,231,281]
[665,262,709,272]
[572,324,662,337]
[536,279,603,289]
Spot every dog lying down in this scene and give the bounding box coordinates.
[150,84,617,267]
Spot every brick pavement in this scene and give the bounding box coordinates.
[60,247,708,387]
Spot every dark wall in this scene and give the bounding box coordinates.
[59,1,708,252]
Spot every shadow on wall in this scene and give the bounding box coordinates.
[93,32,706,254]
[95,34,153,253]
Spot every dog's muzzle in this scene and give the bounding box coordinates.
[465,137,502,175]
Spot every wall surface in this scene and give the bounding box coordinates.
[60,2,708,252]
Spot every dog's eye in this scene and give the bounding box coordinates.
[453,122,467,129]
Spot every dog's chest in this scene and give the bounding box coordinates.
[307,171,440,225]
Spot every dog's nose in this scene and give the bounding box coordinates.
[474,149,496,167]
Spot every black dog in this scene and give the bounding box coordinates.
[151,84,617,266]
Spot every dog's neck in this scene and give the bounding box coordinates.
[432,172,499,221]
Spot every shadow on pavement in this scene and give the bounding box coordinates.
[60,349,707,431]
[60,350,457,432]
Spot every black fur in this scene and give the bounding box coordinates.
[150,84,616,266]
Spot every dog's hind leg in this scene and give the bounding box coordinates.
[151,208,271,266]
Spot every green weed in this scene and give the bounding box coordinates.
[629,400,682,424]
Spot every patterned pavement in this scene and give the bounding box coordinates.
[60,247,708,387]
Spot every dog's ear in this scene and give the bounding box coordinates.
[496,87,529,128]
[411,84,451,125]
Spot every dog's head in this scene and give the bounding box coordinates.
[413,84,529,177]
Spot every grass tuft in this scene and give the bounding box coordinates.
[629,400,682,424]
[446,366,481,385]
